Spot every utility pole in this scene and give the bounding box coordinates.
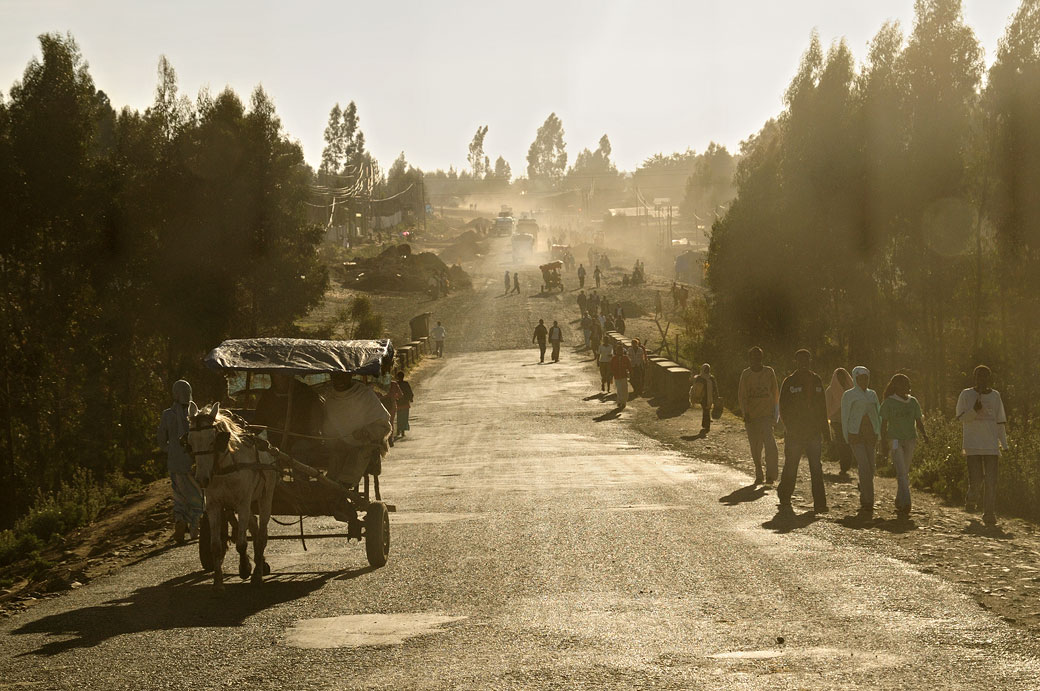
[667,204,673,247]
[420,172,428,234]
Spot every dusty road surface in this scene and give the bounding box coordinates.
[5,348,1040,689]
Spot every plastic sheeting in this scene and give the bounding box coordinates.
[204,338,395,376]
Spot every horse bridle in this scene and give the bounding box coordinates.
[181,420,231,465]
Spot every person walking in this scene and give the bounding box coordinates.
[776,349,830,514]
[841,366,881,516]
[532,319,548,363]
[598,337,614,393]
[577,290,588,317]
[504,270,511,295]
[580,314,594,350]
[737,346,780,485]
[577,264,586,288]
[512,272,521,294]
[394,370,413,439]
[157,379,204,544]
[879,373,927,518]
[655,290,663,319]
[385,375,402,443]
[690,364,720,435]
[590,318,603,356]
[628,338,647,396]
[593,265,602,288]
[956,365,1008,526]
[826,367,855,477]
[430,321,447,357]
[611,344,632,409]
[548,320,564,362]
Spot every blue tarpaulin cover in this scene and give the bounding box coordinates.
[204,338,395,376]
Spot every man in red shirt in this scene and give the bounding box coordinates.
[610,344,632,409]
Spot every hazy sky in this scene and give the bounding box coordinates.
[0,0,1023,174]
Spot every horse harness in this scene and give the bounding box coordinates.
[183,422,275,476]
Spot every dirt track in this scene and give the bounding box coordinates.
[5,237,1040,688]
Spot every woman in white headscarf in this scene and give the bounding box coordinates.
[157,379,204,544]
[840,366,881,515]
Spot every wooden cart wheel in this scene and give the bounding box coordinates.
[364,501,390,568]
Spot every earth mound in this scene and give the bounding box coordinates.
[341,244,472,292]
[438,230,487,263]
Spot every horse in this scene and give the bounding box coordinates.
[185,402,278,590]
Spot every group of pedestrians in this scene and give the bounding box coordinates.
[577,290,627,349]
[532,319,564,363]
[728,347,1006,525]
[503,270,521,295]
[596,336,648,408]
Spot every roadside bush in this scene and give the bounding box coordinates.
[911,416,1040,520]
[0,469,140,567]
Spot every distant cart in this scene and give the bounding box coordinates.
[539,260,565,292]
[201,337,397,570]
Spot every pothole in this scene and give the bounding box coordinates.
[286,613,467,649]
[710,649,783,660]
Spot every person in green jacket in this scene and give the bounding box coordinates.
[880,374,928,518]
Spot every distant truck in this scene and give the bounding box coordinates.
[516,217,539,240]
[674,250,702,283]
[493,216,515,237]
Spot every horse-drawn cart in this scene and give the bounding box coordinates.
[539,260,565,292]
[193,338,398,583]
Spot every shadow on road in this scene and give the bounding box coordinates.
[963,519,1014,540]
[647,395,689,420]
[761,510,818,534]
[680,432,707,441]
[719,484,768,506]
[834,513,918,534]
[594,407,623,422]
[12,567,368,657]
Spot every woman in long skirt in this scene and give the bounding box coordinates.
[157,380,204,544]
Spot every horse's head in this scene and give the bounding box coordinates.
[184,402,231,489]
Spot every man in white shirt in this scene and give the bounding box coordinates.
[318,373,392,487]
[548,321,563,363]
[430,321,447,357]
[955,365,1008,526]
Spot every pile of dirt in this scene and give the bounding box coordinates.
[341,244,472,292]
[438,230,487,264]
[618,300,644,318]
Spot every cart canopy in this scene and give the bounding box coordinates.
[205,338,395,376]
[539,260,564,271]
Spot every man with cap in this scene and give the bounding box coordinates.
[777,349,831,514]
[841,366,881,515]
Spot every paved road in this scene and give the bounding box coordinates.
[5,351,1040,688]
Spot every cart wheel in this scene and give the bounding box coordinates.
[364,502,390,568]
[199,519,213,572]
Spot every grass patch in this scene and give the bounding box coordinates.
[0,468,140,568]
